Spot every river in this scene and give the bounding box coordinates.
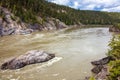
[0,27,112,80]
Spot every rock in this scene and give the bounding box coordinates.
[91,65,109,80]
[91,56,113,66]
[117,77,120,80]
[95,66,109,80]
[4,14,12,23]
[0,7,69,36]
[84,77,90,80]
[56,19,68,29]
[0,7,34,36]
[2,27,15,35]
[0,25,3,36]
[45,22,56,30]
[18,29,33,35]
[0,18,3,36]
[90,56,114,80]
[29,23,42,31]
[1,50,55,70]
[41,18,68,30]
[91,65,103,74]
[109,26,120,32]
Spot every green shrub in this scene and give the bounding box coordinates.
[108,35,120,59]
[107,35,120,80]
[108,60,120,80]
[113,23,120,29]
[89,76,95,80]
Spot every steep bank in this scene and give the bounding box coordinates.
[0,7,69,36]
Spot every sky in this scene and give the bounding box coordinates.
[48,0,120,12]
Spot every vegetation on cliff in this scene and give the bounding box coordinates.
[0,0,120,25]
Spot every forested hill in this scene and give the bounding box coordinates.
[0,0,120,25]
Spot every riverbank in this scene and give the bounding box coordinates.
[88,34,120,80]
[0,6,114,37]
[0,7,74,36]
[84,25,112,27]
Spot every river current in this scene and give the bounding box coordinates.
[0,27,112,80]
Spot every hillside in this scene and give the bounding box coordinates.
[0,0,120,36]
[0,0,120,25]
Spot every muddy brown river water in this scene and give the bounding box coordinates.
[0,27,112,80]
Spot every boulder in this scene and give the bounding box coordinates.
[2,27,15,35]
[18,29,33,35]
[29,23,42,31]
[4,14,12,23]
[90,56,114,79]
[91,65,103,74]
[95,66,109,80]
[91,56,113,66]
[1,50,55,70]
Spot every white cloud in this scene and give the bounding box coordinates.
[102,6,120,12]
[48,0,120,12]
[79,0,120,12]
[72,1,79,9]
[80,4,96,10]
[50,0,70,5]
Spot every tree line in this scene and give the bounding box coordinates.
[0,0,120,25]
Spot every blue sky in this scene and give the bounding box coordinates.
[48,0,120,12]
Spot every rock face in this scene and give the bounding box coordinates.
[109,26,120,32]
[91,65,104,74]
[91,56,113,66]
[95,65,109,80]
[90,56,114,80]
[0,7,33,36]
[0,7,69,36]
[1,50,55,70]
[40,18,68,30]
